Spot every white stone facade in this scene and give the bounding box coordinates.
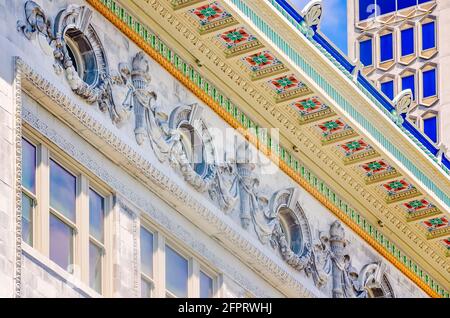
[0,0,428,298]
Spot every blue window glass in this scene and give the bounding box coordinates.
[359,0,376,20]
[402,75,415,99]
[423,116,438,143]
[360,39,373,66]
[422,21,436,50]
[397,0,418,10]
[401,28,414,56]
[418,0,432,3]
[381,80,394,100]
[378,0,396,15]
[422,69,436,98]
[380,33,393,62]
[200,271,214,298]
[165,246,188,298]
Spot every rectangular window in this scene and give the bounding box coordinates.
[200,271,214,298]
[423,116,438,143]
[381,81,394,100]
[397,0,418,10]
[89,189,105,293]
[422,21,436,50]
[422,69,437,98]
[21,138,36,245]
[359,39,373,66]
[140,227,154,298]
[380,33,394,62]
[401,28,414,56]
[49,160,76,272]
[165,246,188,298]
[359,0,376,21]
[402,75,415,100]
[378,0,396,15]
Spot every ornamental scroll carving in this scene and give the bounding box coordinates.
[18,2,395,298]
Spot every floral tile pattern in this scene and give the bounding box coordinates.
[402,199,440,221]
[218,27,263,57]
[241,51,286,80]
[382,179,419,203]
[338,139,378,165]
[422,217,450,239]
[189,2,237,34]
[267,74,311,102]
[290,97,334,124]
[316,118,357,144]
[360,159,399,184]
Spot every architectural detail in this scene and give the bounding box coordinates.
[17,1,51,40]
[301,0,323,30]
[391,89,413,125]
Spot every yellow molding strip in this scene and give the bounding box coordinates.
[86,0,440,298]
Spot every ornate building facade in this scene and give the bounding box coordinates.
[0,0,448,298]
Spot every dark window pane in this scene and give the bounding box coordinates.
[423,69,437,98]
[418,0,432,4]
[381,80,395,100]
[22,192,33,245]
[89,242,102,293]
[140,227,154,278]
[423,116,438,143]
[402,75,415,100]
[200,271,213,298]
[360,39,373,66]
[165,246,188,298]
[398,0,418,10]
[50,160,76,222]
[89,189,104,242]
[378,0,396,15]
[359,0,376,20]
[22,138,36,193]
[422,21,436,50]
[380,33,394,62]
[401,28,414,56]
[49,214,73,272]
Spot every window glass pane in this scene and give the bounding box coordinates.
[359,0,376,20]
[22,138,36,193]
[200,271,214,298]
[89,189,104,242]
[423,116,438,143]
[380,33,393,62]
[141,278,153,298]
[22,192,33,245]
[381,81,395,100]
[165,246,188,298]
[360,39,373,66]
[140,227,154,278]
[402,75,415,100]
[50,160,76,222]
[422,69,436,98]
[422,22,435,50]
[398,0,418,10]
[418,0,432,4]
[378,0,396,15]
[89,242,102,293]
[401,28,414,56]
[49,214,73,272]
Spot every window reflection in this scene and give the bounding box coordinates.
[89,242,102,293]
[50,160,76,221]
[200,271,213,298]
[22,138,36,193]
[165,246,188,298]
[89,189,104,242]
[140,228,154,278]
[49,214,73,272]
[22,193,33,245]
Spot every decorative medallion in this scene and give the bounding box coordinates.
[338,139,378,165]
[171,0,204,10]
[440,238,450,257]
[421,217,450,239]
[359,159,400,184]
[316,118,357,145]
[381,179,420,203]
[401,199,440,222]
[241,51,287,80]
[218,27,263,57]
[267,75,312,102]
[290,97,334,124]
[189,2,237,34]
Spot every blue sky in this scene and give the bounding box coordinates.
[290,0,348,54]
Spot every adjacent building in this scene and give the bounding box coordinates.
[0,0,448,298]
[348,0,449,154]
